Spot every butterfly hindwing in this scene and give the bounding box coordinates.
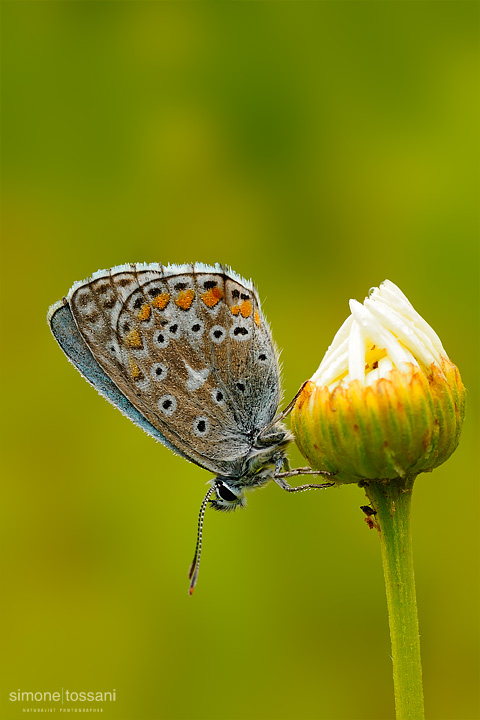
[48,301,192,462]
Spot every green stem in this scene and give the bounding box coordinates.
[364,476,425,720]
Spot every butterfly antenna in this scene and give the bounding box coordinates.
[188,484,216,595]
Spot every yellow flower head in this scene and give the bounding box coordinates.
[291,280,466,484]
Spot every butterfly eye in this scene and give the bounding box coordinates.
[216,482,238,502]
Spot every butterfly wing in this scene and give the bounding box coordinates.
[48,301,192,462]
[48,263,281,477]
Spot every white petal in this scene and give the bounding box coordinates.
[377,289,443,354]
[377,356,394,377]
[366,368,380,385]
[375,279,415,309]
[311,280,446,391]
[348,320,366,382]
[312,337,348,382]
[365,356,395,386]
[312,349,349,387]
[377,280,446,357]
[316,314,353,374]
[364,298,438,367]
[371,293,443,365]
[311,314,352,385]
[349,300,419,368]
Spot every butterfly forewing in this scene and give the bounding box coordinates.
[58,263,281,477]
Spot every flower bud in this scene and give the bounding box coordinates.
[291,280,466,484]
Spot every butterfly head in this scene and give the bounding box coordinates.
[209,478,247,512]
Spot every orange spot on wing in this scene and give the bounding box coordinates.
[128,358,142,380]
[175,289,195,310]
[254,310,261,326]
[125,329,142,349]
[138,304,151,321]
[240,300,252,318]
[231,305,240,316]
[201,287,223,308]
[152,292,170,310]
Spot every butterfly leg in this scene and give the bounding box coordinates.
[273,456,336,493]
[275,380,309,422]
[257,381,309,440]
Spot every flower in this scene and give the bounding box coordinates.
[291,280,466,484]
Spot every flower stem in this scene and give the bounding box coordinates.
[364,476,425,720]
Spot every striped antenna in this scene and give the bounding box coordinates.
[188,484,215,595]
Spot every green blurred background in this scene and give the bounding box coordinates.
[1,2,478,719]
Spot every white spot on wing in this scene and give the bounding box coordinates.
[158,394,177,416]
[193,416,210,437]
[184,362,210,391]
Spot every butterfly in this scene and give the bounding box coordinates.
[47,263,334,593]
